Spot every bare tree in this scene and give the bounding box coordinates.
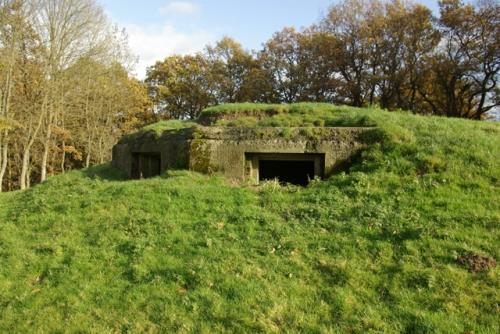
[0,0,33,191]
[31,0,113,182]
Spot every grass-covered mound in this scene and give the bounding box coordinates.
[123,120,199,141]
[200,103,376,127]
[124,103,377,141]
[0,107,499,333]
[201,102,288,115]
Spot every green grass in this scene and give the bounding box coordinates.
[128,103,378,139]
[201,102,288,115]
[124,120,198,141]
[201,103,377,128]
[214,104,377,128]
[0,107,499,333]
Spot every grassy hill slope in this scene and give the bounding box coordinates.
[0,106,499,333]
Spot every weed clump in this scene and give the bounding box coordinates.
[457,252,497,273]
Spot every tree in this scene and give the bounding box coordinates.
[60,59,151,169]
[370,0,439,110]
[297,28,340,102]
[260,28,308,103]
[0,0,152,191]
[0,0,22,191]
[205,37,261,103]
[0,0,42,190]
[13,41,46,189]
[320,0,381,107]
[146,54,213,120]
[32,0,116,182]
[418,0,500,118]
[395,2,439,112]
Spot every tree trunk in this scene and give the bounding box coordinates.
[61,141,66,173]
[475,77,490,120]
[0,52,15,192]
[0,136,8,193]
[85,152,91,168]
[27,164,32,189]
[85,130,94,168]
[97,137,102,164]
[20,90,49,190]
[20,149,30,190]
[40,122,52,182]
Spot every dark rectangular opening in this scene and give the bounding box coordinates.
[259,160,316,186]
[246,153,325,186]
[131,153,161,179]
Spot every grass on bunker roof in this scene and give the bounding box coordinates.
[0,106,499,333]
[136,103,379,137]
[212,103,376,127]
[123,119,199,141]
[201,102,370,114]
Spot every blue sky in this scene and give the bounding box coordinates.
[100,0,440,77]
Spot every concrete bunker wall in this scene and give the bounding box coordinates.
[112,135,190,179]
[112,127,375,182]
[189,127,374,183]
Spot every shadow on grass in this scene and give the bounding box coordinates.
[83,164,194,182]
[82,163,127,181]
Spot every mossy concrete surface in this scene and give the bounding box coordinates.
[112,126,377,182]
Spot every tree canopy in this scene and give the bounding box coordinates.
[147,0,499,121]
[0,0,151,191]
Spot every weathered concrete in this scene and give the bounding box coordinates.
[198,109,278,126]
[112,126,377,183]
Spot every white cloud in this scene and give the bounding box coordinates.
[160,1,200,16]
[106,1,214,78]
[125,22,215,79]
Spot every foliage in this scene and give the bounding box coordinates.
[62,59,153,165]
[0,116,21,131]
[146,54,213,120]
[146,0,499,121]
[0,108,498,332]
[0,0,152,192]
[205,37,265,103]
[417,0,500,119]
